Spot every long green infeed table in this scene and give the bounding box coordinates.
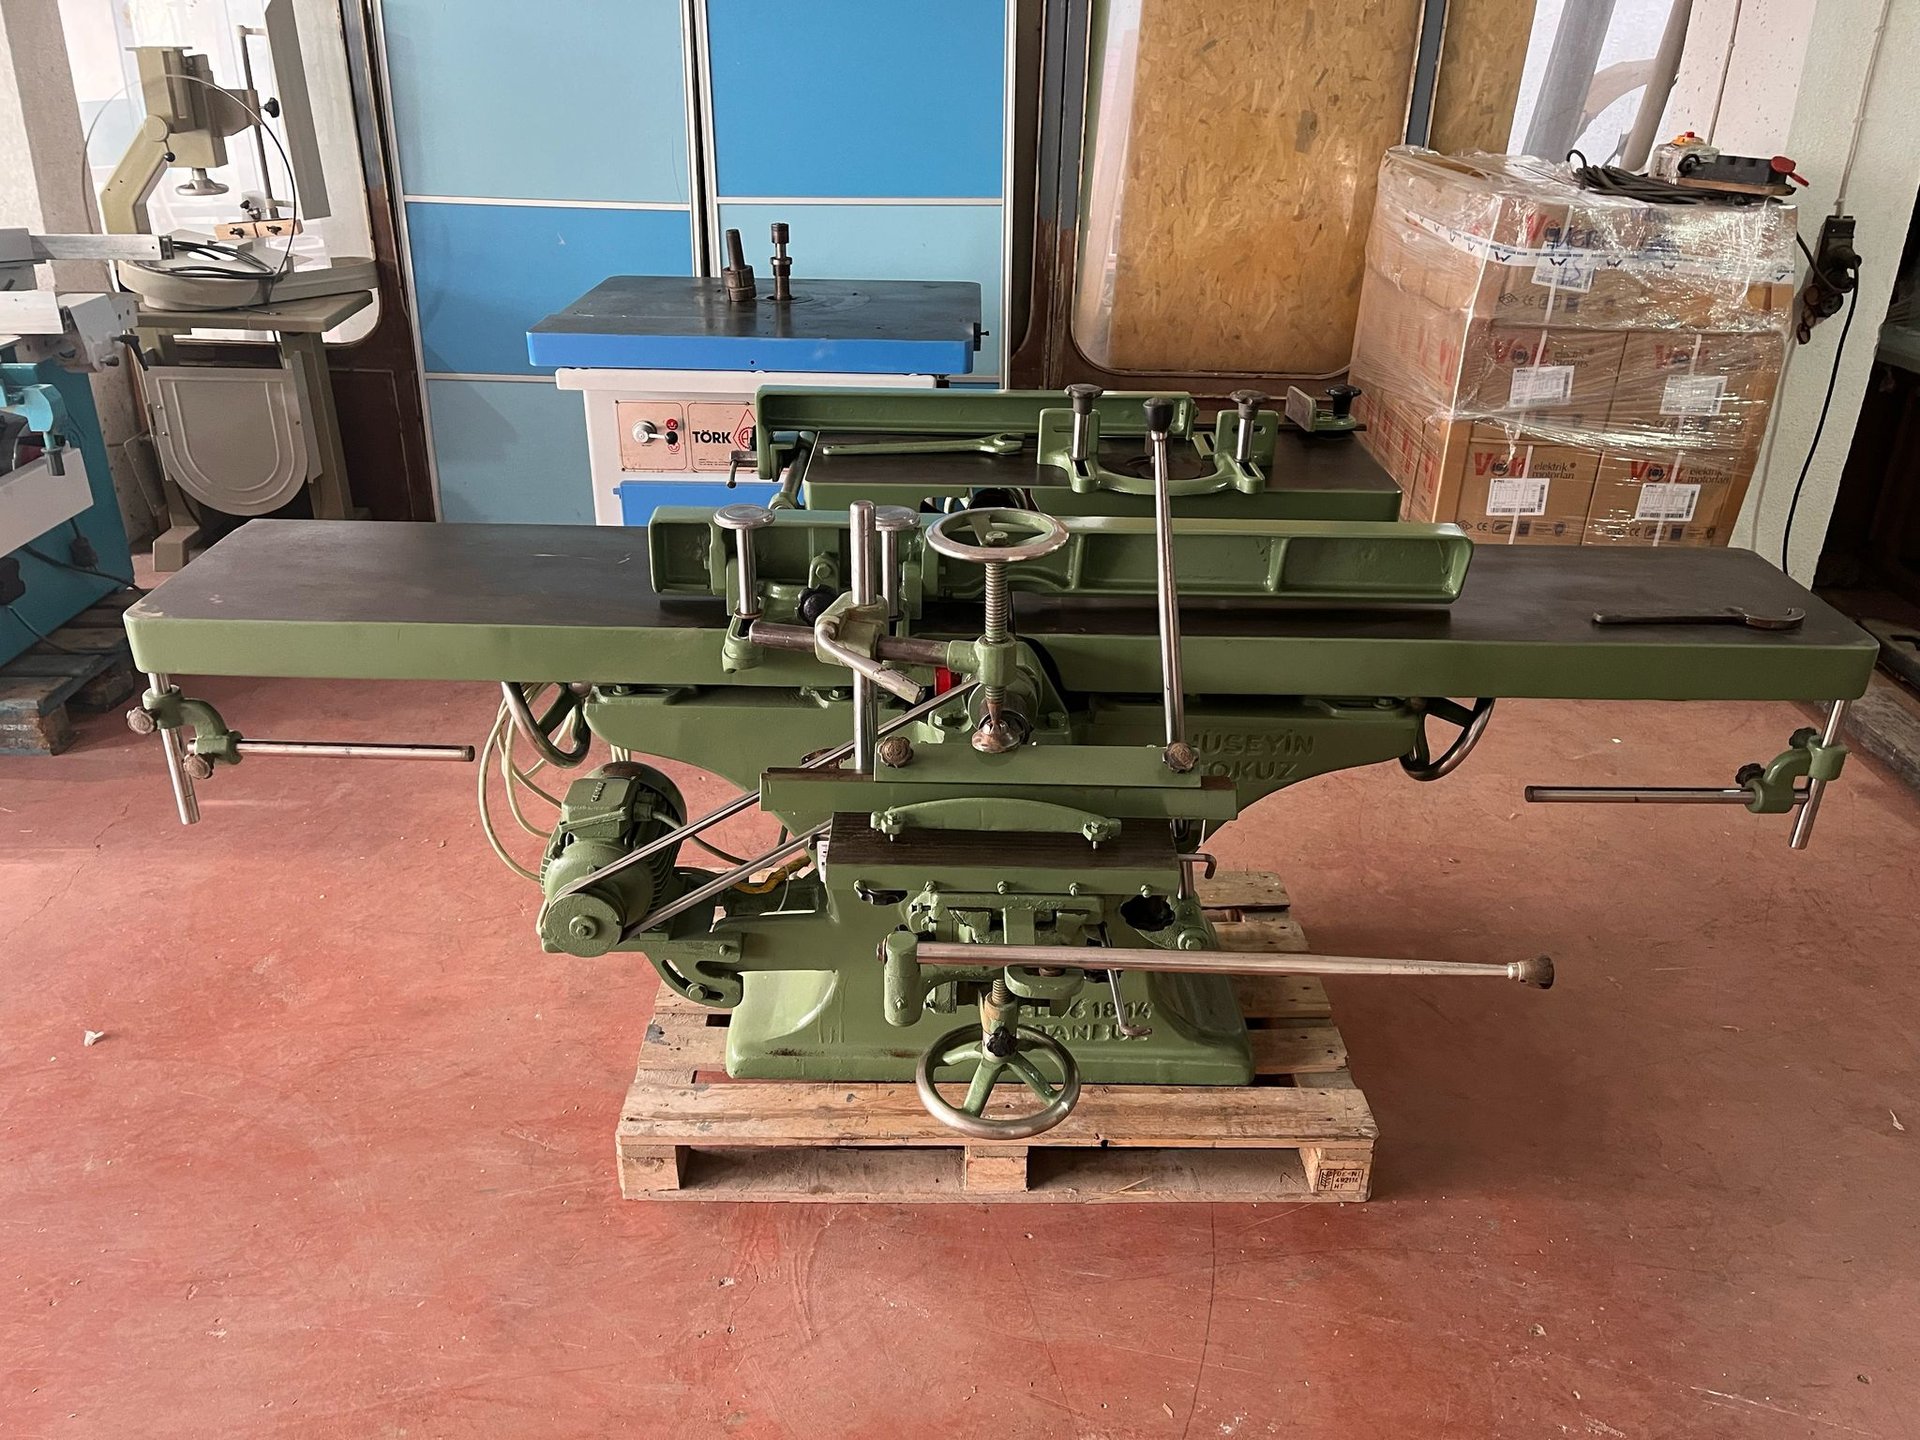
[125,519,1875,702]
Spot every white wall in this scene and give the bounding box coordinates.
[1663,0,1815,152]
[1725,0,1911,577]
[1509,0,1905,580]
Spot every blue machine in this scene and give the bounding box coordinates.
[0,354,134,668]
[529,224,982,527]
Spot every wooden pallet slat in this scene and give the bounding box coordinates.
[615,873,1377,1204]
[0,598,140,756]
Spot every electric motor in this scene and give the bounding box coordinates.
[537,762,685,957]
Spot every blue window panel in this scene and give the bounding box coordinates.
[406,202,692,376]
[381,0,690,204]
[718,203,1002,372]
[707,1,1005,199]
[427,379,593,524]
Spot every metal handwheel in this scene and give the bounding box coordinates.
[501,681,593,767]
[1401,696,1496,781]
[924,507,1069,565]
[914,1023,1083,1140]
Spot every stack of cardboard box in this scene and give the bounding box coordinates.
[1350,149,1797,546]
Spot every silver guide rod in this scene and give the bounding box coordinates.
[1790,698,1848,850]
[550,679,979,903]
[912,941,1553,986]
[1524,786,1765,805]
[848,500,879,774]
[1144,399,1186,751]
[623,823,828,942]
[237,739,476,762]
[750,619,950,668]
[147,672,199,826]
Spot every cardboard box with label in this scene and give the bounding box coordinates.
[1368,148,1799,334]
[1358,391,1596,544]
[1452,429,1597,544]
[1353,281,1625,426]
[1585,450,1748,546]
[1606,329,1785,453]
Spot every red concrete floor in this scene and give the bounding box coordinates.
[2,679,1917,1439]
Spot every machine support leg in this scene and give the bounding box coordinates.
[1790,698,1848,850]
[145,671,200,826]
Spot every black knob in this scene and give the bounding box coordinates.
[1229,389,1266,418]
[1142,396,1177,434]
[796,585,837,626]
[771,222,789,245]
[1065,383,1102,415]
[1326,384,1362,420]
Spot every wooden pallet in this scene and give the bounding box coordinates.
[616,873,1377,1203]
[0,593,142,756]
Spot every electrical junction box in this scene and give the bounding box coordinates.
[532,274,982,526]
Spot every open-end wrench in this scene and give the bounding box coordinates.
[1591,606,1806,631]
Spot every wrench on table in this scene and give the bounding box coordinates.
[1590,606,1806,631]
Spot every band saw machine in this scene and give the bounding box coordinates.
[122,386,1875,1140]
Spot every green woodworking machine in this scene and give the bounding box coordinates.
[122,387,1875,1139]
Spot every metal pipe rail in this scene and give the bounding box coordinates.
[236,740,475,761]
[909,941,1554,987]
[1524,786,1771,806]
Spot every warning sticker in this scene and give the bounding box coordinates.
[1634,482,1700,522]
[1508,365,1575,408]
[1487,477,1550,516]
[1660,375,1728,416]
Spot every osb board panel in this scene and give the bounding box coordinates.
[1430,0,1539,153]
[1091,0,1424,376]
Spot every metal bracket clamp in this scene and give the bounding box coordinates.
[1523,700,1851,849]
[810,591,924,702]
[130,677,473,826]
[1037,392,1266,496]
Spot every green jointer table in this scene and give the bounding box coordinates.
[125,519,1872,700]
[118,386,1877,1142]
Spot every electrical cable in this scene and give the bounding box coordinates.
[2,603,80,654]
[1566,150,1757,206]
[1779,284,1859,574]
[500,720,554,839]
[74,64,304,307]
[477,701,543,883]
[143,70,303,297]
[1795,233,1841,290]
[17,542,138,591]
